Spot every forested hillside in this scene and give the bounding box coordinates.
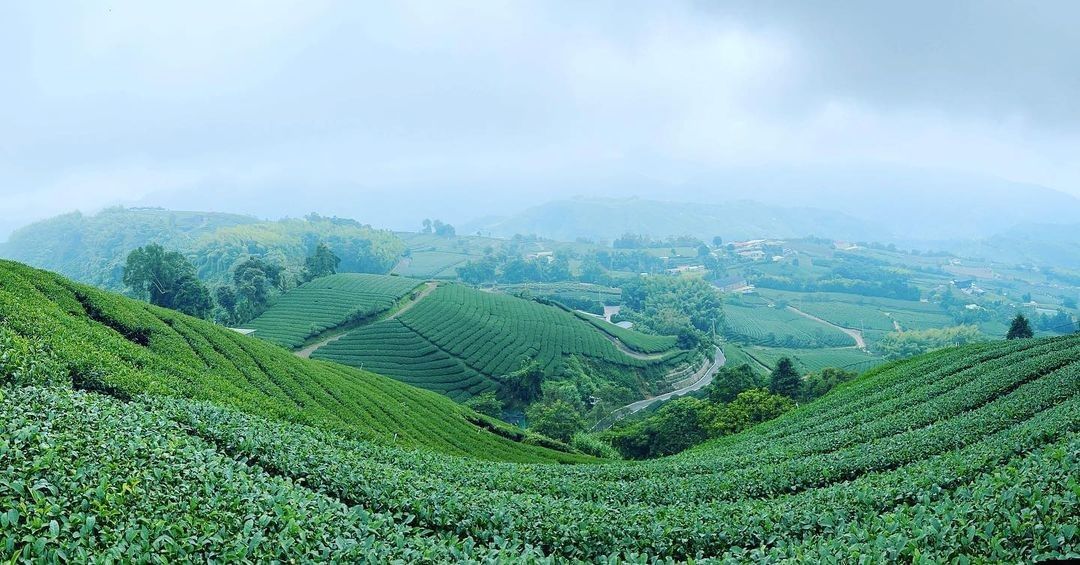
[2,259,1077,560]
[0,208,404,290]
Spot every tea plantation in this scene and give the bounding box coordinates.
[247,273,422,348]
[313,283,689,401]
[2,259,1079,561]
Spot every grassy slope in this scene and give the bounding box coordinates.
[313,283,688,401]
[0,260,583,463]
[2,259,1078,560]
[247,273,424,348]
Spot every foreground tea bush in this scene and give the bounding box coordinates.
[1,259,1078,561]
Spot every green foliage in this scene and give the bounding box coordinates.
[605,396,709,459]
[706,363,763,403]
[570,432,622,459]
[722,301,856,348]
[1,208,405,292]
[302,242,341,282]
[800,367,859,401]
[526,399,586,443]
[2,260,1080,561]
[1008,313,1035,339]
[878,325,985,359]
[313,284,687,402]
[0,260,581,463]
[768,357,802,398]
[123,244,213,318]
[248,274,422,348]
[464,391,504,419]
[620,275,724,335]
[702,388,794,436]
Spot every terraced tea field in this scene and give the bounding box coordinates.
[739,344,885,373]
[313,283,688,401]
[0,260,579,463]
[247,273,423,348]
[5,256,1077,561]
[723,302,856,348]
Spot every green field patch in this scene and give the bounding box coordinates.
[248,273,424,348]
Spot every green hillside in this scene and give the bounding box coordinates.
[312,283,689,401]
[0,208,405,290]
[0,260,582,463]
[247,273,424,348]
[4,266,1078,560]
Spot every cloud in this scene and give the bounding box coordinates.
[0,0,1078,237]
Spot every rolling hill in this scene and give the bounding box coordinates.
[0,207,405,290]
[246,273,425,348]
[3,258,1077,559]
[0,259,581,463]
[307,283,691,402]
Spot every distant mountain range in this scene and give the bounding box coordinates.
[461,198,884,243]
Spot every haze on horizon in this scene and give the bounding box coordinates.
[2,0,1080,239]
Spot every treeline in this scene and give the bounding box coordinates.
[124,241,346,325]
[603,361,858,459]
[0,207,404,292]
[749,253,921,301]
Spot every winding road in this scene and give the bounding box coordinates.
[593,345,726,430]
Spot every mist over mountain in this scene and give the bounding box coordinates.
[461,197,883,243]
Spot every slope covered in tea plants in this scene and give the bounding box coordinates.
[0,260,583,463]
[247,273,424,348]
[312,283,692,401]
[5,324,1077,560]
[2,259,1079,561]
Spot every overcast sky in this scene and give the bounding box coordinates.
[2,0,1079,236]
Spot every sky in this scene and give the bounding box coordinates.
[2,0,1080,237]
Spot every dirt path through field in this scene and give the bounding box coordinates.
[294,282,438,359]
[785,305,867,350]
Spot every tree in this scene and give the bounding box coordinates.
[703,388,794,437]
[123,244,212,318]
[1006,314,1034,340]
[712,236,723,247]
[800,367,858,401]
[233,256,285,319]
[502,360,544,405]
[526,400,585,443]
[768,357,802,399]
[421,219,433,234]
[706,364,761,404]
[214,285,240,325]
[464,392,503,419]
[302,243,341,282]
[458,258,497,285]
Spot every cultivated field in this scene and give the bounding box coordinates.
[247,273,423,348]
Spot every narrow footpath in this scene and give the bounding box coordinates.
[294,281,438,359]
[785,305,867,350]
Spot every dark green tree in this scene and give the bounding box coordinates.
[1006,314,1034,340]
[526,400,586,443]
[302,243,341,282]
[233,257,284,319]
[214,285,240,325]
[768,357,802,399]
[706,364,761,404]
[464,392,504,419]
[503,360,544,405]
[122,244,212,318]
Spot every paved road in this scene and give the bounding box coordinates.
[593,345,726,430]
[785,305,867,350]
[295,282,438,359]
